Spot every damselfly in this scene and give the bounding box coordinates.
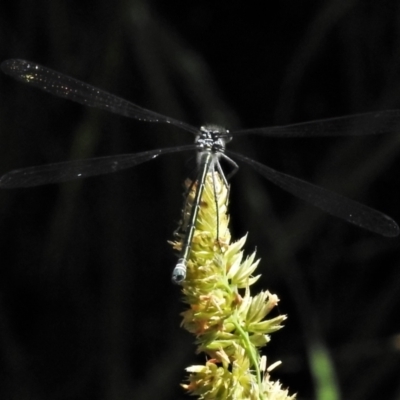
[1,59,399,283]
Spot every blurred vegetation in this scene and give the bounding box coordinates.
[0,1,399,399]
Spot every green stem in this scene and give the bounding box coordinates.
[232,316,265,400]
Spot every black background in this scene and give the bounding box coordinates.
[0,1,400,399]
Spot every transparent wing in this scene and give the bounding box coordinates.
[1,59,199,135]
[0,145,198,188]
[231,110,400,137]
[226,150,399,237]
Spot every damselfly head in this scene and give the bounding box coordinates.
[200,125,232,142]
[195,125,232,155]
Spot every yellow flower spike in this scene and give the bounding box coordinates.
[171,172,295,400]
[248,315,287,335]
[247,291,281,325]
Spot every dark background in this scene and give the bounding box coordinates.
[0,1,400,399]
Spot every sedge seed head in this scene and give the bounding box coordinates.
[171,173,295,400]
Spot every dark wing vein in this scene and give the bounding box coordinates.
[231,110,400,137]
[1,59,198,135]
[0,145,198,188]
[227,150,399,237]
